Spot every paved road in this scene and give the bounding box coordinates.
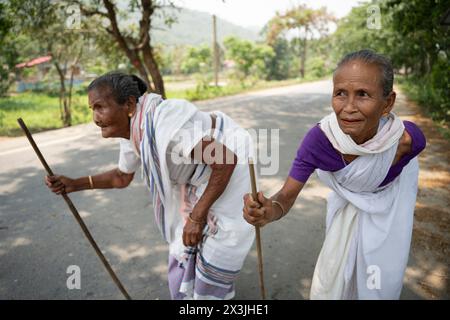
[0,79,424,299]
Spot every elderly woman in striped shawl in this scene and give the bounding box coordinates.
[44,72,255,300]
[243,50,426,299]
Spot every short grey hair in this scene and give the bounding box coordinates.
[334,49,394,98]
[87,72,147,105]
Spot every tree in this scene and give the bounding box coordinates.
[330,0,449,122]
[181,45,212,74]
[384,0,449,121]
[51,34,84,127]
[75,0,176,98]
[0,2,18,96]
[266,5,335,78]
[264,38,293,80]
[85,25,132,75]
[8,0,87,126]
[330,2,397,66]
[385,0,449,75]
[223,36,274,84]
[165,45,187,75]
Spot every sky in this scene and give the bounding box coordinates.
[173,0,368,28]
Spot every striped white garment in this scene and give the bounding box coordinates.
[121,93,255,299]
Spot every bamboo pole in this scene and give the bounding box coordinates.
[248,158,266,300]
[17,118,131,300]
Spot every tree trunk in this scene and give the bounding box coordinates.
[68,68,74,114]
[142,42,165,98]
[82,0,164,95]
[102,0,154,92]
[68,47,83,115]
[131,52,154,92]
[54,62,71,127]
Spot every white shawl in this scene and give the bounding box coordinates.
[310,112,419,299]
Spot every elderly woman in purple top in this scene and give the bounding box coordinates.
[243,49,426,300]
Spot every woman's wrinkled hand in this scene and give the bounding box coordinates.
[243,192,275,227]
[44,175,75,195]
[183,214,206,247]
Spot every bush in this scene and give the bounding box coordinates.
[399,57,449,126]
[306,57,329,78]
[185,84,239,101]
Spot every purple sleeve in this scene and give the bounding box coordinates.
[379,121,426,186]
[392,121,426,164]
[404,121,426,156]
[289,125,345,183]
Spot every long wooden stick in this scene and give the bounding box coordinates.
[17,118,132,300]
[248,158,266,300]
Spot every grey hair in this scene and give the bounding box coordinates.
[334,49,394,98]
[87,72,147,105]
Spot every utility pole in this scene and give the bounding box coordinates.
[212,14,219,87]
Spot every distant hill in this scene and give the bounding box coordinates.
[150,7,262,46]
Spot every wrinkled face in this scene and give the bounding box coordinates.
[88,87,132,139]
[332,60,395,145]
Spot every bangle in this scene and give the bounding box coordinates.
[88,175,94,189]
[188,213,206,225]
[272,200,286,220]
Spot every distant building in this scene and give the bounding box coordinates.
[14,55,84,92]
[15,55,53,81]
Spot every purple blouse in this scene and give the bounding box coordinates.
[289,121,426,187]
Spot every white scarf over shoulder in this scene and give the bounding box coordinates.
[310,112,419,299]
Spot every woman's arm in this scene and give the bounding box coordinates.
[191,139,237,219]
[44,168,135,194]
[182,138,237,246]
[243,177,305,227]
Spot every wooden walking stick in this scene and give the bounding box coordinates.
[248,158,266,300]
[17,118,132,300]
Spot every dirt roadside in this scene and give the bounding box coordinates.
[395,87,450,299]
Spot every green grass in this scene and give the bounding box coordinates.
[0,92,89,136]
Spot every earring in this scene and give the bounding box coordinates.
[128,112,133,117]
